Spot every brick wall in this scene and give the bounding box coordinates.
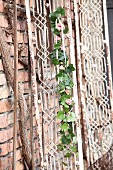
[0,0,29,169]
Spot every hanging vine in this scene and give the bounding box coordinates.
[49,7,77,159]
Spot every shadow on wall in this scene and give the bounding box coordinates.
[87,143,113,170]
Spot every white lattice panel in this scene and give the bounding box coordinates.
[77,0,113,166]
[27,0,84,169]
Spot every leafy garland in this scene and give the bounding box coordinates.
[49,7,77,159]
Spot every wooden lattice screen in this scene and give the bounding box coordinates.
[0,0,113,170]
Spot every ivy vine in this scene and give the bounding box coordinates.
[49,7,77,159]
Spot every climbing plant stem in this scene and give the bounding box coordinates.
[49,7,77,159]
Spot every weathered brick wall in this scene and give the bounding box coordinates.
[0,1,29,169]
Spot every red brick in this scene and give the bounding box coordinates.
[17,21,21,30]
[9,57,26,69]
[0,113,8,128]
[11,45,28,57]
[18,62,24,69]
[21,82,29,93]
[17,20,27,32]
[17,32,28,44]
[19,0,25,5]
[10,45,14,56]
[0,106,39,130]
[0,73,7,85]
[0,137,21,156]
[6,34,12,43]
[0,127,13,143]
[0,119,39,140]
[16,161,24,170]
[30,0,34,8]
[0,111,13,128]
[25,116,38,131]
[23,33,28,43]
[16,0,20,4]
[17,32,24,43]
[0,125,21,143]
[0,149,23,170]
[0,14,8,27]
[21,46,28,56]
[0,100,12,113]
[18,71,28,82]
[0,85,10,99]
[0,59,3,70]
[0,1,4,13]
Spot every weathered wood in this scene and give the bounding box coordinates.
[0,27,31,169]
[107,2,113,81]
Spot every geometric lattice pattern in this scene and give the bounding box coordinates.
[30,0,83,169]
[78,0,113,166]
[28,0,83,170]
[26,0,113,169]
[33,1,60,169]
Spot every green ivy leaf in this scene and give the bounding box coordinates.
[50,23,55,29]
[49,13,57,22]
[60,94,71,108]
[50,7,77,159]
[64,152,72,158]
[63,107,70,113]
[76,152,79,158]
[65,64,75,73]
[61,135,71,144]
[61,123,69,131]
[49,53,55,59]
[59,89,65,93]
[67,112,76,122]
[58,74,70,82]
[63,74,70,81]
[58,55,65,61]
[69,81,74,88]
[64,80,74,90]
[56,111,65,120]
[68,127,73,134]
[54,41,62,49]
[52,58,60,65]
[53,28,61,36]
[58,82,66,93]
[56,7,65,16]
[58,82,65,89]
[57,144,64,151]
[65,133,75,141]
[63,27,69,34]
[66,134,72,140]
[56,70,64,78]
[60,93,71,101]
[60,130,65,134]
[60,100,69,109]
[70,146,77,153]
[73,136,77,144]
[58,51,68,63]
[65,86,71,90]
[63,103,69,108]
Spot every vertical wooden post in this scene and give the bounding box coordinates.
[25,0,44,169]
[66,1,84,169]
[13,0,18,169]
